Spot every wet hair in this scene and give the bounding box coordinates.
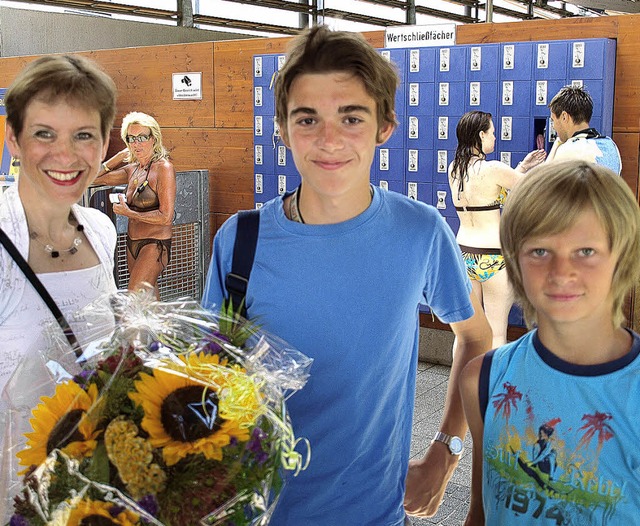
[120,111,169,163]
[548,85,593,124]
[274,25,398,141]
[450,111,493,186]
[5,54,117,141]
[500,160,640,328]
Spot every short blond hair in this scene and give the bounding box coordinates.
[500,160,640,328]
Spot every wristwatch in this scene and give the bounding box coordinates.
[432,432,464,456]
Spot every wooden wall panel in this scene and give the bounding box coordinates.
[85,43,216,129]
[614,132,640,197]
[213,37,291,129]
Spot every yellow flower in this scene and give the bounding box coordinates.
[104,417,167,499]
[18,381,101,471]
[63,499,141,525]
[129,352,262,466]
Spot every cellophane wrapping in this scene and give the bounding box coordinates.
[1,290,312,526]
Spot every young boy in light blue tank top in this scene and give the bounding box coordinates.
[460,160,640,525]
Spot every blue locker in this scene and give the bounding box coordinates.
[567,39,616,80]
[532,78,565,117]
[255,174,278,202]
[376,178,404,195]
[254,115,276,146]
[495,150,528,170]
[434,149,452,184]
[253,85,275,115]
[275,144,298,176]
[435,115,460,150]
[253,55,276,87]
[467,44,499,82]
[374,148,405,181]
[446,216,460,236]
[406,115,435,150]
[534,41,568,80]
[385,118,405,149]
[500,42,534,81]
[508,304,525,328]
[406,181,432,204]
[395,86,406,118]
[405,149,434,183]
[436,46,467,82]
[433,183,457,218]
[500,80,533,117]
[379,48,407,82]
[273,174,300,196]
[254,144,275,174]
[497,115,533,152]
[406,47,437,82]
[466,81,498,115]
[406,82,436,116]
[436,82,466,116]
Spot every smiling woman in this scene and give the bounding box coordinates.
[0,54,118,397]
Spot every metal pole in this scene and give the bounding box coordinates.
[299,0,310,29]
[407,0,416,25]
[486,0,493,23]
[177,0,194,27]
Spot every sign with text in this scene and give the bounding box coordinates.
[385,24,456,49]
[172,72,202,100]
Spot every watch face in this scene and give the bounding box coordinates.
[449,436,464,455]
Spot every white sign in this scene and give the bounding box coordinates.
[172,72,202,100]
[385,24,456,49]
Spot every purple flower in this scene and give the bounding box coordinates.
[202,332,230,355]
[109,505,125,517]
[138,495,159,516]
[246,427,269,464]
[10,515,29,526]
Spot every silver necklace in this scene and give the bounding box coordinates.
[29,216,84,258]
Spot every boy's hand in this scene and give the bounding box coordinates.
[463,505,485,526]
[404,441,459,517]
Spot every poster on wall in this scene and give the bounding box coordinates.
[1,88,19,183]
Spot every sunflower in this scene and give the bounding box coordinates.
[18,380,101,470]
[129,352,262,466]
[62,499,141,526]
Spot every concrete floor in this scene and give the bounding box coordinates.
[408,360,472,526]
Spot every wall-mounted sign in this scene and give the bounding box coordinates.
[172,72,202,100]
[385,24,456,49]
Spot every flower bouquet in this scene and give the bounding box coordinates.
[1,291,312,525]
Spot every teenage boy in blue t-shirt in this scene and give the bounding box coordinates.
[203,25,491,526]
[460,160,640,525]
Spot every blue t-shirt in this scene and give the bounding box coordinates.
[480,330,640,525]
[202,186,473,526]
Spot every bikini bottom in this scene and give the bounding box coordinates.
[459,244,505,283]
[126,235,171,268]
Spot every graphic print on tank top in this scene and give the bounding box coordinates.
[485,380,628,525]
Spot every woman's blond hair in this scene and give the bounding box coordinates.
[120,111,169,163]
[500,160,640,328]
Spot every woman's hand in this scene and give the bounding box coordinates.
[111,194,130,217]
[518,149,547,172]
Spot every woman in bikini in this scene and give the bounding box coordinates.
[449,111,545,347]
[95,112,176,299]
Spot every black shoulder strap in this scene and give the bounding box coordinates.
[225,209,260,318]
[478,349,496,423]
[0,226,83,358]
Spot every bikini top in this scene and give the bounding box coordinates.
[455,186,508,212]
[129,163,160,212]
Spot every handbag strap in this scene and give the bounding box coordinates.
[0,226,83,358]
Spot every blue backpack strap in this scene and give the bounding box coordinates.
[225,209,260,318]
